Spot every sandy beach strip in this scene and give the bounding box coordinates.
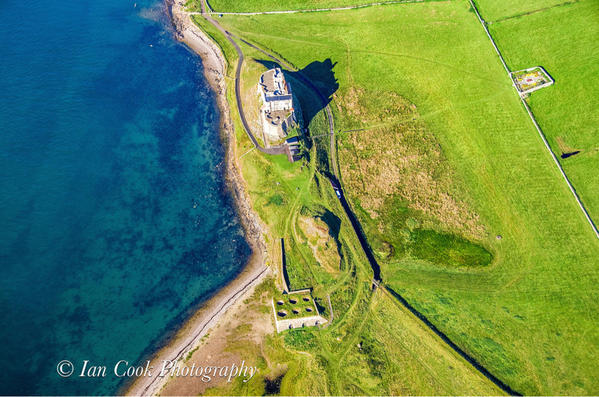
[124,256,269,396]
[124,1,270,395]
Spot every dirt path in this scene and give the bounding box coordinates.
[224,32,338,177]
[198,0,288,156]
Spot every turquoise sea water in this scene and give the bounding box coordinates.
[0,0,250,394]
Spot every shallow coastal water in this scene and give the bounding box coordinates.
[0,0,249,394]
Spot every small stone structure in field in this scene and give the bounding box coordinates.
[257,68,297,143]
[511,66,554,96]
[272,290,327,333]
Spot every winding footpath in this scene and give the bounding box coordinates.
[226,32,338,175]
[199,0,288,156]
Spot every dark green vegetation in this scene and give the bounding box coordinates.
[187,7,503,394]
[210,1,599,394]
[410,229,493,267]
[353,197,493,268]
[481,0,599,226]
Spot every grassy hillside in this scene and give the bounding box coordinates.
[484,0,599,232]
[213,1,599,394]
[183,17,502,394]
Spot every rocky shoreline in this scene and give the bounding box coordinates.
[169,0,267,265]
[124,1,270,395]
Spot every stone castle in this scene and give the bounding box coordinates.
[257,68,297,143]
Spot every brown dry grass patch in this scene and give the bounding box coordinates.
[298,216,341,274]
[335,88,484,238]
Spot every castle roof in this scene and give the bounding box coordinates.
[260,68,292,99]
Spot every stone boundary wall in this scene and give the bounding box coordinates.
[271,299,328,333]
[510,66,554,96]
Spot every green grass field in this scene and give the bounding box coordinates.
[475,0,577,22]
[211,1,599,394]
[208,0,412,12]
[483,0,599,232]
[183,15,504,394]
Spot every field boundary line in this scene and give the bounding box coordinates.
[379,284,521,395]
[488,0,579,24]
[469,0,599,239]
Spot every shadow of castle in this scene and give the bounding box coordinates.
[255,58,339,132]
